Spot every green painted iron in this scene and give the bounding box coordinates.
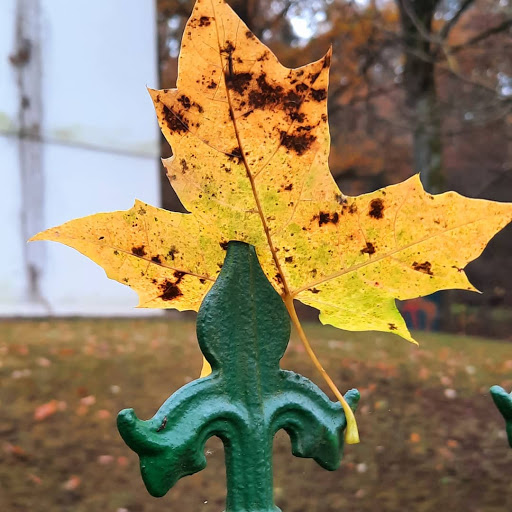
[118,241,359,511]
[490,385,512,448]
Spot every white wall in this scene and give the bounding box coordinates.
[0,0,161,315]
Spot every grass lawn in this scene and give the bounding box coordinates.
[1,318,511,512]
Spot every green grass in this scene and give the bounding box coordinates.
[1,319,511,512]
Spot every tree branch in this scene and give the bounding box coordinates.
[439,0,475,40]
[450,18,512,53]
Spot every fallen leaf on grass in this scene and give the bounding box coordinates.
[80,395,96,406]
[57,348,75,357]
[27,473,43,485]
[11,369,32,379]
[62,475,81,491]
[3,442,27,459]
[117,456,129,468]
[34,400,67,421]
[76,405,89,417]
[36,357,51,367]
[10,344,29,356]
[96,409,111,420]
[409,432,421,443]
[97,455,114,465]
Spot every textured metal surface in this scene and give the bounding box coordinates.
[490,385,512,448]
[118,241,359,511]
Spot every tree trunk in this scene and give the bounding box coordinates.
[397,0,445,193]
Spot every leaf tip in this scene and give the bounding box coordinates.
[397,327,419,346]
[325,44,333,61]
[147,87,163,106]
[410,172,423,188]
[28,230,51,243]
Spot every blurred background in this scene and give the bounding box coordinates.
[1,1,512,511]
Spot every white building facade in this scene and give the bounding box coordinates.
[0,0,161,315]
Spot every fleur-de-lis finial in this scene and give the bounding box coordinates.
[118,241,359,511]
[490,385,512,448]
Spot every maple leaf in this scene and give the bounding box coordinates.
[31,0,512,443]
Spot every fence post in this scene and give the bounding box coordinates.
[118,241,359,510]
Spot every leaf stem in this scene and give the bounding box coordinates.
[283,295,360,444]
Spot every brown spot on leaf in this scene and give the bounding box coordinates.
[132,246,146,257]
[284,183,293,191]
[162,104,189,133]
[311,288,321,294]
[227,147,243,164]
[412,261,433,275]
[313,211,339,226]
[159,279,183,301]
[369,198,384,219]
[285,256,293,263]
[151,255,162,264]
[311,88,327,101]
[361,242,375,255]
[389,323,398,331]
[207,80,217,89]
[308,72,320,83]
[178,95,192,109]
[248,73,283,110]
[198,16,211,26]
[245,30,255,39]
[168,247,179,260]
[180,159,189,172]
[219,241,229,250]
[288,111,305,122]
[226,72,253,94]
[275,273,283,284]
[335,193,348,205]
[283,90,302,114]
[280,130,316,156]
[221,41,235,54]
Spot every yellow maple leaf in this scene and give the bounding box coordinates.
[31,0,512,444]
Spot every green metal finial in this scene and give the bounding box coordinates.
[490,385,512,448]
[118,241,359,511]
